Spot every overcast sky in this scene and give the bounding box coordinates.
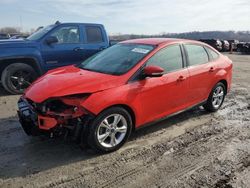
[0,0,249,34]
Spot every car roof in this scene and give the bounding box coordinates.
[60,22,104,27]
[120,38,202,46]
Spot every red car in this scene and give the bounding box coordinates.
[18,38,232,152]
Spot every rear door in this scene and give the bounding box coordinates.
[184,44,216,105]
[134,44,190,124]
[81,25,109,59]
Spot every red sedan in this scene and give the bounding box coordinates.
[18,38,232,152]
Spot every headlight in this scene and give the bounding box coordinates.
[26,93,91,115]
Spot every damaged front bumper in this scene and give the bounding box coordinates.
[18,97,43,135]
[17,97,93,137]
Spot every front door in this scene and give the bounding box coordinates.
[135,44,190,125]
[41,25,85,69]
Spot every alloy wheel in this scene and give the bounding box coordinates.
[97,114,128,148]
[212,85,224,109]
[10,70,33,92]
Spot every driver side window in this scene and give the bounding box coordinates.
[146,45,183,73]
[50,26,80,44]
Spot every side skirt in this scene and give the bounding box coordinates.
[135,100,207,131]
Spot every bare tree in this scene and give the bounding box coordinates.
[0,27,21,34]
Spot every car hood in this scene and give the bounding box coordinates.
[25,65,123,103]
[0,39,24,42]
[0,39,37,48]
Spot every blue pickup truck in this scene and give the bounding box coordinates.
[0,22,110,94]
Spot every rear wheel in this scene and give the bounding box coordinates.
[203,82,226,112]
[1,63,37,94]
[88,107,132,153]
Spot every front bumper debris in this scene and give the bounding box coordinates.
[17,98,40,135]
[17,97,93,138]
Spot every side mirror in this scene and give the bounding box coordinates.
[45,36,58,45]
[144,65,164,77]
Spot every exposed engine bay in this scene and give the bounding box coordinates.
[17,95,94,142]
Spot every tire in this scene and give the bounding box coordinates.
[203,82,226,112]
[88,107,133,153]
[1,63,38,94]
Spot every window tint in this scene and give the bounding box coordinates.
[185,44,209,66]
[86,26,104,43]
[205,47,220,60]
[51,26,80,43]
[146,45,183,73]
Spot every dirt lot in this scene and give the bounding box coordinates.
[0,53,249,188]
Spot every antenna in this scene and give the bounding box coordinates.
[19,15,23,32]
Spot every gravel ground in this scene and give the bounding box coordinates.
[0,53,249,188]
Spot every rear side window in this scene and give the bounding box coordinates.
[205,47,220,60]
[146,45,183,73]
[185,44,209,66]
[86,26,104,43]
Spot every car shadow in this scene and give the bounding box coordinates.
[130,106,208,140]
[0,106,209,179]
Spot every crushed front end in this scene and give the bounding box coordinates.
[17,94,94,140]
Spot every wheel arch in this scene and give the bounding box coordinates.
[218,79,228,94]
[96,104,136,131]
[0,57,43,78]
[214,69,229,94]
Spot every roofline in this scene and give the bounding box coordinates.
[119,38,202,46]
[58,22,104,26]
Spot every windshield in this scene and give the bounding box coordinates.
[79,43,154,75]
[27,25,55,40]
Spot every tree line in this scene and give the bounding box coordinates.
[110,31,250,42]
[0,27,34,35]
[1,27,250,42]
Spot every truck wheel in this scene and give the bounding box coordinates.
[1,63,38,94]
[88,107,132,153]
[203,82,226,112]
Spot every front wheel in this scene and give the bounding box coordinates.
[203,82,226,112]
[88,107,132,153]
[1,63,38,94]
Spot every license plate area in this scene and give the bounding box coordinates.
[18,101,28,109]
[18,101,30,115]
[18,98,37,120]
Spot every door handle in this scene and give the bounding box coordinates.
[177,75,185,82]
[74,47,84,51]
[209,67,215,72]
